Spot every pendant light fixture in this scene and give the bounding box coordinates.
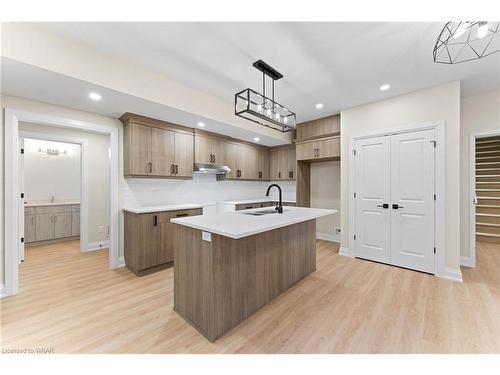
[433,21,500,64]
[235,60,296,132]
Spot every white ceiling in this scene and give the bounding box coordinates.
[1,57,288,146]
[32,22,500,122]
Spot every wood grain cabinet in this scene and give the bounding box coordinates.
[27,204,80,244]
[296,136,340,161]
[124,208,202,276]
[121,113,194,178]
[270,146,296,180]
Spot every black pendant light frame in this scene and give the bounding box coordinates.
[235,60,296,133]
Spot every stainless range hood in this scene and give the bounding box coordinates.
[193,163,231,181]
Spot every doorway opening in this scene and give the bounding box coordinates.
[469,132,500,269]
[20,137,83,261]
[3,109,120,297]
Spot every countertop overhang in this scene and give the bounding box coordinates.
[123,204,204,214]
[171,206,337,239]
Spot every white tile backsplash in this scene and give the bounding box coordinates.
[123,174,296,208]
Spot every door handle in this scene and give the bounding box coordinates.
[377,204,389,209]
[392,204,404,209]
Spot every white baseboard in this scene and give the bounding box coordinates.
[83,240,110,252]
[339,246,354,258]
[0,283,6,298]
[316,232,340,243]
[460,256,475,268]
[115,256,125,268]
[440,267,463,283]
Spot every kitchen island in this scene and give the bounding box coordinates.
[171,206,337,341]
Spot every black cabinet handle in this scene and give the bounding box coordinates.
[377,203,389,209]
[259,171,262,179]
[392,204,404,209]
[154,215,158,226]
[176,213,189,217]
[213,154,216,163]
[175,164,178,174]
[170,164,175,174]
[278,171,281,179]
[245,206,253,209]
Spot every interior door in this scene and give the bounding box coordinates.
[355,136,391,263]
[390,129,435,273]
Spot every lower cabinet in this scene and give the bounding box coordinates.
[26,204,80,244]
[124,208,202,275]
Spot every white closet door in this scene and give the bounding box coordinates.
[390,129,435,273]
[355,136,391,263]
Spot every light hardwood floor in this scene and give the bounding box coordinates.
[1,240,499,353]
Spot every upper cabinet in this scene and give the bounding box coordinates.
[296,114,340,140]
[295,114,341,162]
[121,113,194,178]
[270,146,296,180]
[121,113,295,182]
[194,131,273,181]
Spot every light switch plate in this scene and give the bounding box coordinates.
[202,231,211,242]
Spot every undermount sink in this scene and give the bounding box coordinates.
[240,209,283,216]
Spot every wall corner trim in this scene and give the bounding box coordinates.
[440,267,463,283]
[339,247,354,258]
[460,256,475,268]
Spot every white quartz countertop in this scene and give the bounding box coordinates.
[218,198,296,205]
[25,200,80,207]
[123,204,204,214]
[171,206,337,239]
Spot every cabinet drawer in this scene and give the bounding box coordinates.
[24,206,36,215]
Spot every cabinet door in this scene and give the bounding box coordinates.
[257,149,270,180]
[130,124,152,175]
[270,150,280,180]
[287,148,296,179]
[71,212,80,236]
[239,145,258,179]
[174,132,194,177]
[25,214,36,243]
[224,142,239,178]
[195,136,215,164]
[296,142,316,161]
[36,213,54,241]
[316,137,340,159]
[138,214,159,270]
[54,212,72,239]
[151,127,175,176]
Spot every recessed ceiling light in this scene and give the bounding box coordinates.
[88,92,102,101]
[253,137,260,142]
[315,103,324,109]
[197,122,205,127]
[380,84,390,91]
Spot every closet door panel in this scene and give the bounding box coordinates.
[354,136,391,263]
[390,129,435,273]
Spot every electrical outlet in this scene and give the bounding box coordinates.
[98,225,104,233]
[335,226,341,235]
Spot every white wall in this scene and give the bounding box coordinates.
[23,139,81,201]
[340,81,461,271]
[124,176,296,208]
[310,161,340,240]
[460,90,500,258]
[20,122,110,244]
